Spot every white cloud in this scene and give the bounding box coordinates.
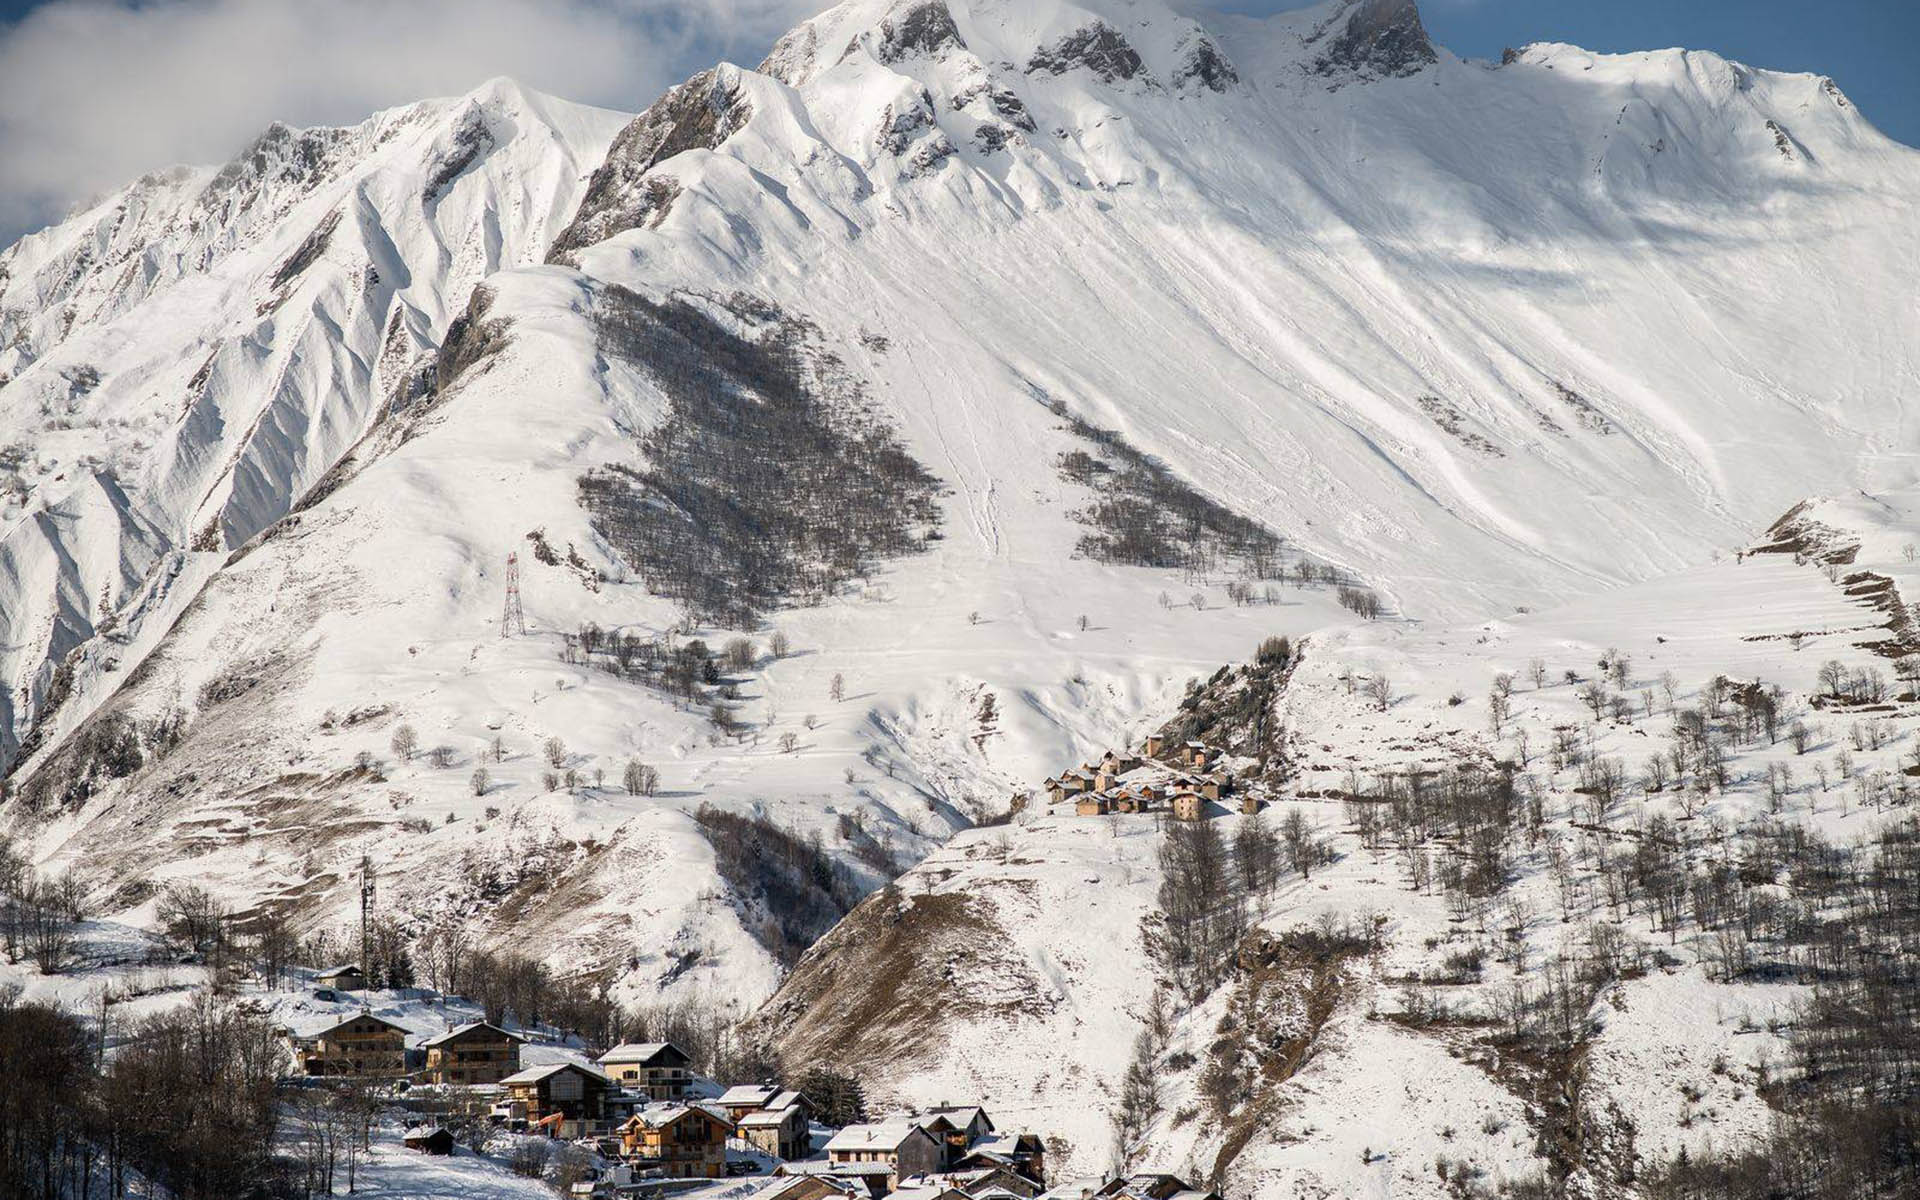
[0,0,819,242]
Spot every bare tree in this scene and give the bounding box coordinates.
[543,736,568,769]
[390,724,419,762]
[769,631,791,659]
[1528,658,1548,690]
[1361,673,1393,711]
[829,673,845,703]
[470,768,490,796]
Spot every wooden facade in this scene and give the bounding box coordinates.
[501,1062,614,1133]
[1172,792,1206,822]
[618,1103,731,1178]
[420,1021,523,1085]
[598,1042,694,1100]
[293,1012,406,1077]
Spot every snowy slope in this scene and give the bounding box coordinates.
[755,486,1919,1196]
[3,0,1918,1036]
[0,78,628,766]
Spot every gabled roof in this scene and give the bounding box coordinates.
[925,1106,993,1132]
[741,1104,804,1128]
[768,1089,809,1110]
[314,963,365,978]
[624,1100,729,1129]
[825,1121,935,1153]
[502,1061,611,1087]
[420,1021,525,1048]
[292,1011,408,1040]
[598,1041,689,1066]
[718,1083,783,1107]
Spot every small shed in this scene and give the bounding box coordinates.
[1143,733,1165,757]
[403,1126,454,1155]
[1075,795,1109,817]
[313,964,367,991]
[1239,794,1262,816]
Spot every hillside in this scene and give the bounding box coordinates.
[2,0,1918,1025]
[755,486,1920,1196]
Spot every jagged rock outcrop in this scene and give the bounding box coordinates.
[869,0,967,65]
[548,67,753,261]
[1314,0,1437,81]
[1028,21,1149,84]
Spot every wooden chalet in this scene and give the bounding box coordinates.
[955,1133,1046,1185]
[764,1177,867,1200]
[1094,1174,1221,1200]
[918,1106,994,1166]
[420,1021,524,1085]
[618,1102,732,1178]
[1240,794,1262,815]
[402,1126,454,1155]
[1074,794,1109,817]
[717,1083,783,1123]
[501,1062,615,1135]
[597,1041,694,1099]
[1110,788,1144,814]
[1171,792,1206,822]
[949,1159,1046,1194]
[290,1011,407,1077]
[312,964,367,991]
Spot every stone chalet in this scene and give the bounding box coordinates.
[825,1121,945,1187]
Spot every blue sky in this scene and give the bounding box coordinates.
[0,0,1914,242]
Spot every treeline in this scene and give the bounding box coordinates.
[0,991,283,1200]
[1146,813,1329,1003]
[1635,816,1920,1198]
[1049,403,1283,579]
[583,287,941,628]
[693,805,873,965]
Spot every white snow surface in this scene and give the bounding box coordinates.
[0,0,1917,1136]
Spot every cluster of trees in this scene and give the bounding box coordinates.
[0,990,285,1200]
[583,286,942,628]
[1637,815,1920,1197]
[10,707,185,815]
[1049,405,1284,580]
[1147,813,1326,1003]
[692,805,871,966]
[0,837,88,972]
[1336,585,1385,620]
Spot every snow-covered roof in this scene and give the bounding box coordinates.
[502,1061,611,1086]
[288,1011,407,1040]
[314,963,364,977]
[599,1041,684,1065]
[419,1021,524,1047]
[925,1105,991,1131]
[718,1083,782,1106]
[740,1104,803,1127]
[825,1121,930,1153]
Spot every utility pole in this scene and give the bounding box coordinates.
[501,551,526,637]
[359,854,375,1009]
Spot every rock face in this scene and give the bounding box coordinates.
[1028,22,1148,84]
[1315,0,1437,80]
[548,67,753,261]
[872,0,967,64]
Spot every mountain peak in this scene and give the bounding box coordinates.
[1313,0,1437,81]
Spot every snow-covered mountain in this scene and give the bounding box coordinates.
[0,78,628,766]
[2,0,1917,1060]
